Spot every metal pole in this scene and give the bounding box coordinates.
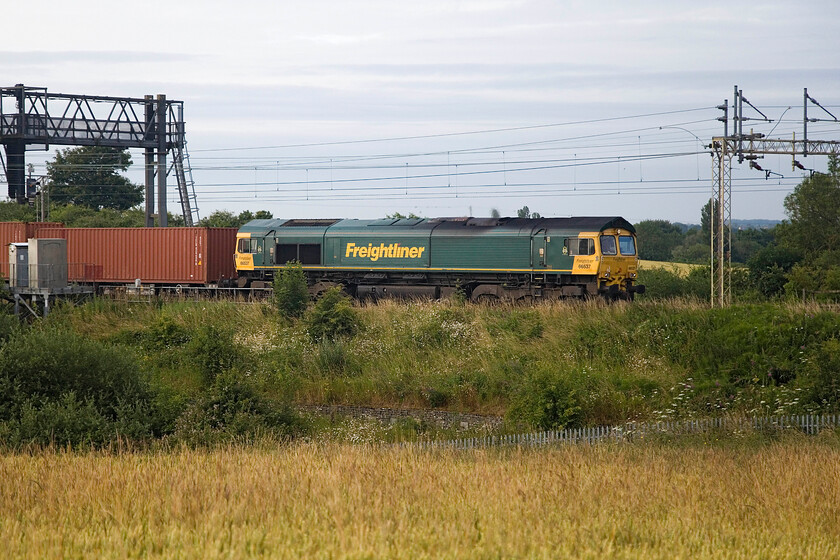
[803,88,809,157]
[144,95,155,227]
[156,94,167,227]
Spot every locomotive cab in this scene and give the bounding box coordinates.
[595,227,643,299]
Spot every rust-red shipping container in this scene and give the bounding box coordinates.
[36,227,238,285]
[1,222,64,277]
[0,221,64,248]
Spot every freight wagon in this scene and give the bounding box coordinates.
[2,224,238,287]
[235,216,644,301]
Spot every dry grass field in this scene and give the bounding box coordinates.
[638,259,701,277]
[1,438,839,559]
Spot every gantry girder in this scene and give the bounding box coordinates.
[0,84,198,226]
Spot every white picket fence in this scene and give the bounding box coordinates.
[404,414,840,451]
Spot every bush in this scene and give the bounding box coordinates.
[273,261,309,319]
[174,372,304,445]
[798,339,840,410]
[305,287,360,342]
[0,327,155,447]
[637,267,690,299]
[0,314,21,347]
[143,315,190,349]
[506,367,582,430]
[187,324,240,383]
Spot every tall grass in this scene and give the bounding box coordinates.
[1,438,838,559]
[39,297,840,434]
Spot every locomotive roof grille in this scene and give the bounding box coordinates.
[280,219,340,227]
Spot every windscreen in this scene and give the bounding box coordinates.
[600,235,617,256]
[618,236,636,256]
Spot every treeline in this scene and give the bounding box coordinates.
[0,202,274,229]
[637,155,840,301]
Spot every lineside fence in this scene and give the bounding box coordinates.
[405,414,840,451]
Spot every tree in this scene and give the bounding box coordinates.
[47,146,143,211]
[490,208,501,218]
[386,211,420,219]
[779,154,840,256]
[517,206,540,219]
[747,243,802,298]
[634,220,685,261]
[700,198,720,238]
[237,210,273,222]
[198,210,273,228]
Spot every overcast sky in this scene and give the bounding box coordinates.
[3,0,839,223]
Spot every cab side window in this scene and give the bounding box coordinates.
[565,237,595,256]
[237,239,250,253]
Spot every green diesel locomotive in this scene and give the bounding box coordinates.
[235,216,644,301]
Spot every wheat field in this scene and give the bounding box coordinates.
[1,439,838,559]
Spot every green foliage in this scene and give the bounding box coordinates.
[635,220,685,261]
[174,372,304,445]
[487,309,544,341]
[701,198,718,238]
[144,315,191,349]
[187,325,241,383]
[780,154,840,257]
[8,297,840,447]
[47,146,143,211]
[516,206,540,219]
[798,339,840,408]
[385,211,421,219]
[198,209,273,228]
[0,327,155,447]
[273,261,309,319]
[747,243,802,299]
[783,249,840,301]
[305,287,360,341]
[637,266,711,300]
[507,366,581,430]
[316,339,359,376]
[0,314,20,346]
[49,205,145,227]
[637,268,689,299]
[0,201,37,222]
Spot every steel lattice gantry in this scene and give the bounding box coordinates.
[710,136,840,307]
[0,84,199,226]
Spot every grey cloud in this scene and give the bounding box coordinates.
[0,50,197,66]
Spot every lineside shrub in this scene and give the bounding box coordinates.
[273,261,309,319]
[187,324,241,384]
[0,327,155,447]
[305,287,359,341]
[506,366,582,430]
[173,371,305,445]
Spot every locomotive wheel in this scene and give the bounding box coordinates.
[475,294,500,305]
